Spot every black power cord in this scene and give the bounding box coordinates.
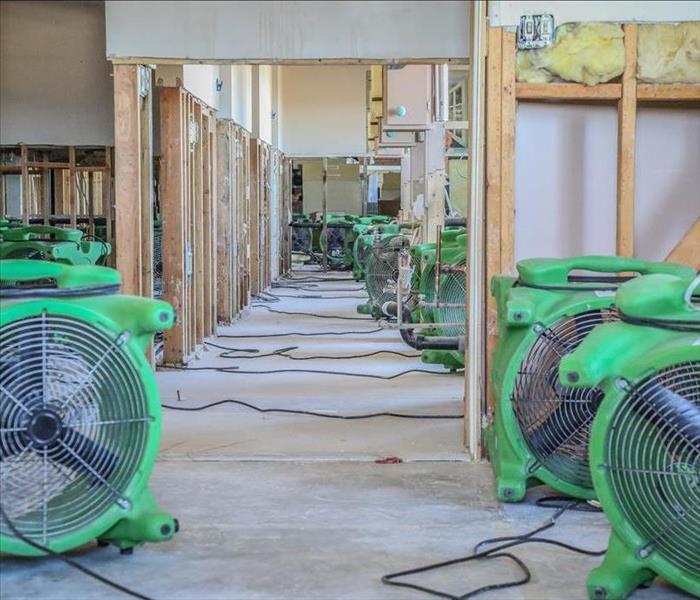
[0,284,120,299]
[203,341,421,361]
[0,504,153,600]
[219,328,384,339]
[381,499,605,600]
[162,397,462,419]
[159,365,461,380]
[619,310,700,333]
[251,304,375,321]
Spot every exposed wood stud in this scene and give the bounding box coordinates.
[616,24,638,258]
[666,217,700,270]
[499,30,516,275]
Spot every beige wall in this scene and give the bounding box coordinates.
[296,159,362,214]
[448,158,469,216]
[281,66,368,157]
[0,0,114,145]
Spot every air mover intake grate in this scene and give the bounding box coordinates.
[513,308,617,489]
[604,361,700,577]
[435,261,466,336]
[0,315,151,544]
[292,227,312,253]
[365,237,405,310]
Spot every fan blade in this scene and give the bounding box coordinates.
[642,383,700,450]
[55,427,118,483]
[527,399,593,457]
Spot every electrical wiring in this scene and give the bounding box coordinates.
[161,397,462,419]
[203,341,421,361]
[159,365,462,380]
[381,499,606,600]
[0,504,153,600]
[251,304,376,321]
[219,328,384,339]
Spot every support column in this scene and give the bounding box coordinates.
[113,64,153,297]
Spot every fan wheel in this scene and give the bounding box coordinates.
[603,361,700,577]
[512,308,618,489]
[0,315,151,544]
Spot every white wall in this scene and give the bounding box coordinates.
[281,66,368,156]
[490,1,700,27]
[515,103,700,262]
[635,107,700,261]
[253,66,273,144]
[105,1,469,61]
[183,65,221,110]
[0,0,114,145]
[230,65,253,131]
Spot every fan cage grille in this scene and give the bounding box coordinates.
[435,261,466,336]
[0,314,151,544]
[512,308,618,490]
[365,238,402,308]
[604,361,700,577]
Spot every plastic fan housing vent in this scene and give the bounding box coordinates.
[603,362,699,578]
[0,315,150,542]
[512,308,616,490]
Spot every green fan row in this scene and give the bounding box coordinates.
[488,254,699,600]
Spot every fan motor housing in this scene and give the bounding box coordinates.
[488,280,619,502]
[559,273,700,600]
[0,285,176,556]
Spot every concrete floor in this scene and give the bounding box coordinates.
[0,272,691,599]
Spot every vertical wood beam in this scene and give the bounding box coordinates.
[500,30,516,275]
[103,146,113,267]
[20,144,29,224]
[139,68,154,300]
[249,140,260,295]
[114,64,144,296]
[617,24,638,257]
[68,146,77,229]
[485,26,503,418]
[160,86,186,364]
[216,120,232,324]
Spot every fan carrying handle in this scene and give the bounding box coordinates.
[0,259,120,289]
[518,255,695,287]
[1,225,83,242]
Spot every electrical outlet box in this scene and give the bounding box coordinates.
[517,14,555,49]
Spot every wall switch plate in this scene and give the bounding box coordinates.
[517,14,555,50]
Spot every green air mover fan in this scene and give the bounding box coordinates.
[0,226,111,266]
[360,232,410,318]
[352,224,400,281]
[560,273,700,600]
[0,260,177,555]
[291,214,314,256]
[487,256,695,503]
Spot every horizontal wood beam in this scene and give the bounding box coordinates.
[516,82,622,101]
[637,83,700,102]
[666,217,700,270]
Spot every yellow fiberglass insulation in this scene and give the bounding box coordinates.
[516,22,625,86]
[637,23,700,84]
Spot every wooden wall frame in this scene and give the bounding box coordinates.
[159,86,217,364]
[485,24,700,416]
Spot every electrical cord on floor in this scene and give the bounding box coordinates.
[161,397,462,419]
[203,341,421,361]
[381,499,605,600]
[219,328,384,339]
[251,304,376,321]
[159,364,462,380]
[0,504,153,600]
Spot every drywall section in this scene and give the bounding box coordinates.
[296,159,362,214]
[490,1,700,27]
[253,66,273,144]
[514,103,700,262]
[635,107,700,261]
[281,66,368,157]
[231,66,253,131]
[0,0,113,145]
[183,65,222,111]
[514,103,618,260]
[105,1,469,61]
